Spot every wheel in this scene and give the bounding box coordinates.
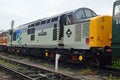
[89,55,105,68]
[93,57,101,67]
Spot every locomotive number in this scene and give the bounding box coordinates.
[38,30,47,36]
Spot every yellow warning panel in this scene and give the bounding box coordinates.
[90,15,112,48]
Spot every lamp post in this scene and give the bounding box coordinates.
[11,20,14,46]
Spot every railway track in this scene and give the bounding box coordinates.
[0,55,80,80]
[0,54,120,80]
[91,66,120,78]
[100,67,120,77]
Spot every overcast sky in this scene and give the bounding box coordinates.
[0,0,115,30]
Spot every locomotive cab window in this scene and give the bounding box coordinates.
[92,12,97,17]
[114,4,120,19]
[75,10,85,19]
[84,9,93,18]
[65,14,74,25]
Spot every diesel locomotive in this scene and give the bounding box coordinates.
[112,0,120,57]
[0,7,112,67]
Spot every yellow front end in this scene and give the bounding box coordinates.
[89,15,112,48]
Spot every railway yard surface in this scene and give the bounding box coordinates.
[0,69,12,80]
[0,53,120,80]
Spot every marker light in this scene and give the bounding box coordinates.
[45,52,48,57]
[79,55,83,61]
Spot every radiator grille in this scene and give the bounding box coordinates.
[75,24,81,41]
[83,23,89,38]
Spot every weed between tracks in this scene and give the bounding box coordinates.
[81,68,97,75]
[102,74,120,80]
[112,57,120,69]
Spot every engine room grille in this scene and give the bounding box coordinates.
[83,23,89,38]
[75,24,81,41]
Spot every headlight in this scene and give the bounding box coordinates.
[45,52,48,57]
[79,55,83,61]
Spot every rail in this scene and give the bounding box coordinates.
[0,55,80,80]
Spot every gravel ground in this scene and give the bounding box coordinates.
[0,69,14,80]
[0,53,14,80]
[0,69,23,80]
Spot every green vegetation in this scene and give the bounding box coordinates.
[103,74,120,80]
[112,57,120,69]
[81,68,97,75]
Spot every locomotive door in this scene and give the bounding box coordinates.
[59,14,65,46]
[59,14,74,46]
[59,14,65,40]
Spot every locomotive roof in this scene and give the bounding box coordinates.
[18,7,97,28]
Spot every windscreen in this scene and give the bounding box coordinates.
[114,3,120,19]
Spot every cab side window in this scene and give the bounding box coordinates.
[65,15,74,25]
